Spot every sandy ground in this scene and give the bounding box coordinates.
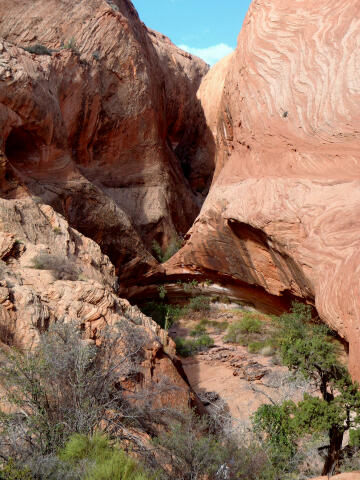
[169,304,312,426]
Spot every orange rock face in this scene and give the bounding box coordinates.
[0,0,211,283]
[167,0,360,380]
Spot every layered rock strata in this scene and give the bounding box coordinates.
[165,0,360,380]
[0,0,211,283]
[0,197,199,410]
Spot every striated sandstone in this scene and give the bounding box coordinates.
[0,197,199,410]
[165,0,360,381]
[0,0,211,282]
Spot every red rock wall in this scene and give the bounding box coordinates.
[167,0,360,380]
[0,0,212,282]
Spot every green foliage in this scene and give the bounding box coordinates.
[23,44,52,56]
[152,236,182,263]
[0,460,33,480]
[139,302,183,330]
[175,334,213,357]
[224,313,262,344]
[157,285,167,300]
[274,302,344,384]
[254,302,360,475]
[248,336,276,356]
[53,227,62,235]
[188,296,211,312]
[178,280,199,293]
[253,402,298,468]
[0,320,143,461]
[190,324,207,337]
[59,434,150,480]
[63,38,78,52]
[350,429,360,448]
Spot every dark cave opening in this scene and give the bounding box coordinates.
[5,127,42,168]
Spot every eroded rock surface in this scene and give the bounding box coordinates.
[0,198,199,410]
[0,0,211,283]
[165,1,360,380]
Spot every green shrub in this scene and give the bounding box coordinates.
[248,339,274,355]
[180,280,199,293]
[23,44,52,56]
[175,334,213,357]
[188,296,211,312]
[153,409,271,480]
[139,302,183,330]
[350,429,360,448]
[63,38,78,52]
[224,314,262,343]
[152,236,182,263]
[59,434,150,480]
[190,324,207,337]
[0,459,33,480]
[0,320,145,461]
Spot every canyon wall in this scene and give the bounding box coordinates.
[0,0,212,283]
[166,0,360,380]
[0,0,212,411]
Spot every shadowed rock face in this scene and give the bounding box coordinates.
[0,0,212,282]
[0,197,201,411]
[165,0,360,380]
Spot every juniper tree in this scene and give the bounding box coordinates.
[253,303,360,475]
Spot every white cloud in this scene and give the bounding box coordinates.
[178,43,234,66]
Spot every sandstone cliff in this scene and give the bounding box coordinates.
[0,197,199,410]
[164,0,360,381]
[0,0,212,284]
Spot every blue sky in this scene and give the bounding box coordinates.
[132,0,252,65]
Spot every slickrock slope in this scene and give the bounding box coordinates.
[0,0,211,282]
[0,197,199,410]
[166,1,360,380]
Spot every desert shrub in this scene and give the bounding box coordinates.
[188,296,211,312]
[63,38,78,52]
[248,339,275,355]
[200,318,229,333]
[105,0,120,12]
[190,324,207,337]
[53,227,61,235]
[175,334,213,357]
[139,302,183,330]
[154,409,272,480]
[31,253,79,280]
[0,460,34,480]
[152,236,182,263]
[224,313,262,344]
[157,285,167,300]
[23,44,52,56]
[179,280,199,293]
[59,434,150,480]
[0,319,147,462]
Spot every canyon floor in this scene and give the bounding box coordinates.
[169,303,312,425]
